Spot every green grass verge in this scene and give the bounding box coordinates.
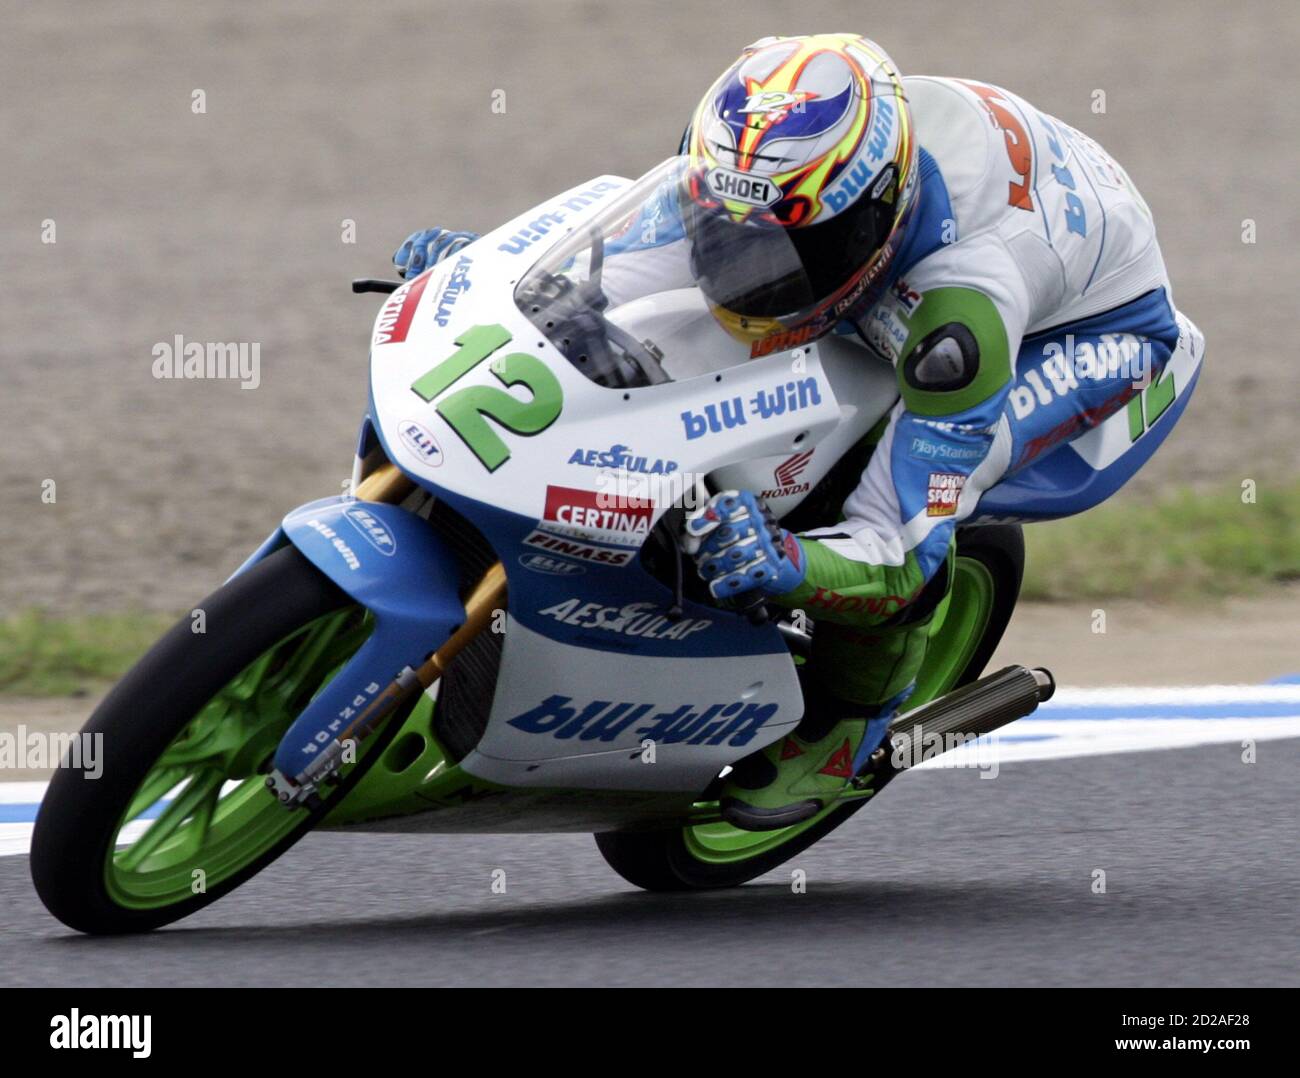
[1021,480,1300,601]
[0,610,174,697]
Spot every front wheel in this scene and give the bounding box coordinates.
[31,546,404,934]
[594,524,1025,891]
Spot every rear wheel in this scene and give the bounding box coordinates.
[30,546,406,934]
[594,524,1024,891]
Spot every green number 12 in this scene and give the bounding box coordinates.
[410,324,563,471]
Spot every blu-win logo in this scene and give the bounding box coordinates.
[507,694,778,746]
[681,377,822,440]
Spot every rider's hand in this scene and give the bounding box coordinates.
[392,228,479,280]
[683,490,806,600]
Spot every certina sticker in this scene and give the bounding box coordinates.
[540,484,653,547]
[372,272,432,346]
[398,420,443,465]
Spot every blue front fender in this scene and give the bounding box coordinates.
[267,496,465,781]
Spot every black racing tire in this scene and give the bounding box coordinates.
[594,523,1025,891]
[30,545,408,934]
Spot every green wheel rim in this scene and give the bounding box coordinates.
[682,554,996,864]
[103,609,372,909]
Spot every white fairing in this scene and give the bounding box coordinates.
[370,175,897,513]
[462,620,803,791]
[368,175,901,791]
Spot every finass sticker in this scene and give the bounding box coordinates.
[522,530,635,567]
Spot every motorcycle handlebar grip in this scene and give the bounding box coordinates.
[352,278,401,294]
[734,593,770,625]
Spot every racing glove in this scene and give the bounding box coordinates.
[392,228,479,280]
[683,490,806,600]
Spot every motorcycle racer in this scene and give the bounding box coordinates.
[394,33,1187,831]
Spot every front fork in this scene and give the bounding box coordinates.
[264,463,507,808]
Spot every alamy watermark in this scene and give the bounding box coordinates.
[593,469,709,513]
[50,1010,151,1057]
[152,334,261,389]
[1010,332,1155,420]
[890,726,1002,778]
[1,727,103,777]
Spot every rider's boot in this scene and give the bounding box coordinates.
[718,561,950,832]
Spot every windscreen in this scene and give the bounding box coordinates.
[514,157,816,389]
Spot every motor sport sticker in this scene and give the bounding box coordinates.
[506,694,779,746]
[538,598,711,641]
[927,472,965,517]
[537,484,653,547]
[372,273,432,346]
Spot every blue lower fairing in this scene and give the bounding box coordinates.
[268,495,464,780]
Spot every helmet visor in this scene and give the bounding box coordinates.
[681,195,816,321]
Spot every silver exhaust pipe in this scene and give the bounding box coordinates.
[858,665,1055,781]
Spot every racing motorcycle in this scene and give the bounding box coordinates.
[31,157,1201,933]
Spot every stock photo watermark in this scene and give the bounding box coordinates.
[152,335,261,389]
[0,727,103,777]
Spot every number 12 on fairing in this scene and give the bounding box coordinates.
[410,324,563,471]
